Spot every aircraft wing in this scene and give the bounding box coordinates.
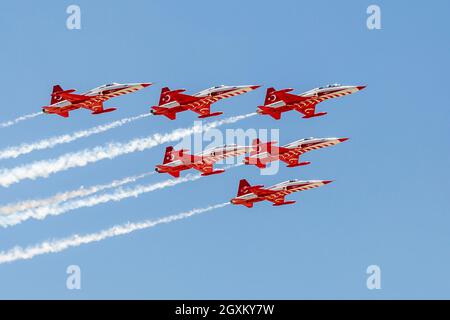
[292,99,318,116]
[76,100,117,115]
[278,149,303,166]
[294,94,334,109]
[192,163,214,174]
[186,97,223,118]
[263,187,302,204]
[292,93,344,118]
[187,101,213,116]
[265,195,296,206]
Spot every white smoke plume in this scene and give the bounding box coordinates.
[0,113,255,187]
[0,173,202,227]
[0,202,229,264]
[0,113,151,160]
[0,112,42,128]
[0,171,154,215]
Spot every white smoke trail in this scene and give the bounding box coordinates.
[0,113,151,160]
[0,173,203,227]
[0,202,229,264]
[0,112,42,128]
[0,113,255,187]
[0,163,243,227]
[0,171,154,215]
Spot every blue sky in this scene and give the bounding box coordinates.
[0,0,449,299]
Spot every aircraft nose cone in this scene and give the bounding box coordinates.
[323,180,333,185]
[249,85,261,90]
[338,138,349,142]
[141,83,152,88]
[356,85,366,90]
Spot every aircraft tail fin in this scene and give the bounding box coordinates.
[163,146,188,164]
[163,146,174,164]
[250,138,277,156]
[51,85,64,104]
[158,87,171,105]
[264,87,277,105]
[250,138,262,156]
[237,179,252,197]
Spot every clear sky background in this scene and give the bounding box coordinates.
[0,0,449,299]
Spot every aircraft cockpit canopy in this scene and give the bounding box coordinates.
[101,83,119,87]
[319,83,341,90]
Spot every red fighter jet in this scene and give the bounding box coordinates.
[230,179,333,208]
[150,84,260,120]
[155,144,249,178]
[244,137,349,169]
[42,82,152,118]
[257,84,366,120]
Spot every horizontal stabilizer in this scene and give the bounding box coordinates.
[156,164,181,178]
[151,106,177,120]
[57,111,69,118]
[167,170,180,178]
[257,106,282,120]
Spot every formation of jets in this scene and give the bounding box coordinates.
[154,137,347,207]
[40,82,366,208]
[42,82,364,121]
